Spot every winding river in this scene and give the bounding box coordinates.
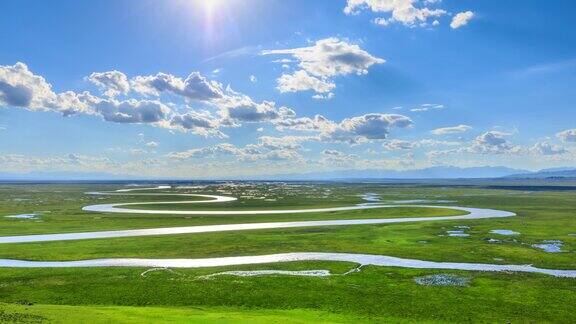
[1,186,574,278]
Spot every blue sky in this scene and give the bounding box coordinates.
[0,0,575,178]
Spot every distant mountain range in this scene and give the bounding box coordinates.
[1,166,575,181]
[263,166,530,180]
[504,168,576,179]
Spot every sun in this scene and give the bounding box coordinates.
[195,0,226,20]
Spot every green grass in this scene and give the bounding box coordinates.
[0,303,406,323]
[0,182,575,322]
[0,263,574,323]
[0,206,464,236]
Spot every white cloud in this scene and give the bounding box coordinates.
[88,71,130,97]
[410,103,444,112]
[431,124,472,135]
[131,72,224,101]
[0,62,312,138]
[274,114,334,132]
[169,111,225,138]
[322,149,347,157]
[0,153,116,173]
[167,141,304,162]
[557,129,576,143]
[221,98,295,123]
[264,38,384,78]
[320,149,357,165]
[0,62,54,109]
[418,139,461,147]
[145,141,159,148]
[90,98,171,124]
[319,113,414,144]
[276,70,335,96]
[263,38,384,98]
[450,11,474,29]
[311,92,335,100]
[258,135,315,150]
[167,143,245,160]
[530,141,567,156]
[469,131,519,154]
[345,0,447,28]
[276,113,413,144]
[383,139,416,150]
[0,62,90,115]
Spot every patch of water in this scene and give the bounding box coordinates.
[446,226,471,237]
[532,240,564,253]
[360,193,381,202]
[414,274,470,286]
[388,200,457,204]
[446,230,470,237]
[0,205,514,244]
[1,252,575,277]
[490,229,520,236]
[4,213,40,220]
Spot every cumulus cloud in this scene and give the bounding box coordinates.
[274,114,334,132]
[320,149,357,165]
[345,0,447,27]
[0,62,413,148]
[530,141,567,156]
[263,38,384,98]
[263,38,384,78]
[131,71,224,101]
[167,143,245,160]
[0,62,308,138]
[167,141,304,162]
[0,62,53,109]
[169,111,225,137]
[0,62,91,115]
[220,96,295,124]
[89,98,171,124]
[383,139,416,150]
[430,131,521,157]
[276,70,335,96]
[556,129,576,143]
[469,131,519,154]
[276,113,413,144]
[88,71,130,97]
[258,135,315,150]
[431,124,472,135]
[450,11,474,29]
[330,113,414,143]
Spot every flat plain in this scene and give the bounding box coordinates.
[0,181,575,323]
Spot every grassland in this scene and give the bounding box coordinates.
[0,181,575,322]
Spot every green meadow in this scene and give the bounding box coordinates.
[0,181,575,323]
